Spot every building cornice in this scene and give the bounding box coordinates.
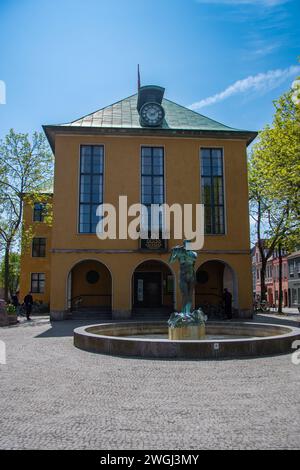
[43,125,257,153]
[51,248,251,255]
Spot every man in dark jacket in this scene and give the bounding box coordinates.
[11,291,20,309]
[223,288,233,320]
[24,292,33,321]
[11,291,22,318]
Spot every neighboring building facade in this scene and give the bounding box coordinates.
[20,85,257,320]
[251,246,257,298]
[19,196,52,305]
[287,251,300,309]
[252,242,289,307]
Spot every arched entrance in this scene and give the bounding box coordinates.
[132,260,175,314]
[67,260,112,313]
[195,260,238,317]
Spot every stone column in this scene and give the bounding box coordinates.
[109,257,132,320]
[49,254,69,321]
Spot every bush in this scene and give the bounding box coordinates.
[6,304,16,315]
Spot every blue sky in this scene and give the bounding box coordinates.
[0,0,299,141]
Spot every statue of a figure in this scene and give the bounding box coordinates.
[169,240,197,314]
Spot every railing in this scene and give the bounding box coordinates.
[253,300,270,313]
[195,293,223,304]
[70,295,112,312]
[195,293,224,319]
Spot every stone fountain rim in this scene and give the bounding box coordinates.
[73,321,300,359]
[74,321,299,344]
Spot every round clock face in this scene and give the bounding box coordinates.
[140,102,165,127]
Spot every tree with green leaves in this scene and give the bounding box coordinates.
[0,252,20,297]
[249,85,300,310]
[0,129,53,301]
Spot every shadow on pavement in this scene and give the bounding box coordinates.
[254,313,300,328]
[34,313,300,339]
[35,319,112,338]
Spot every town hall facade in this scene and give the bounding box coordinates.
[20,85,257,320]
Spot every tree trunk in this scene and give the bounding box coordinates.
[260,259,267,302]
[4,242,10,302]
[256,199,268,303]
[278,243,283,314]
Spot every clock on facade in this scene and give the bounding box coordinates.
[140,102,165,127]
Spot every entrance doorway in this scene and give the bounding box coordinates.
[132,260,175,313]
[134,272,162,307]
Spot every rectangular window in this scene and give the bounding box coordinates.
[79,145,104,233]
[141,146,164,232]
[32,238,46,257]
[33,203,45,222]
[31,273,45,293]
[201,148,225,234]
[290,262,295,278]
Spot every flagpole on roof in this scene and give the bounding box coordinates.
[137,64,141,90]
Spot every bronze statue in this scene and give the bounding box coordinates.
[169,240,197,314]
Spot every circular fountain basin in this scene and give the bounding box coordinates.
[74,321,300,359]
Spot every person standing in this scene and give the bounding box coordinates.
[223,288,233,320]
[24,292,33,321]
[11,291,21,318]
[11,291,19,308]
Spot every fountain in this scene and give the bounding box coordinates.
[167,240,207,340]
[74,242,300,359]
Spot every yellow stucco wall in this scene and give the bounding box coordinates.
[71,260,112,308]
[195,260,224,306]
[51,135,250,251]
[19,196,52,305]
[21,133,253,318]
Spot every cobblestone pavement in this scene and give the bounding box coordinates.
[0,317,299,450]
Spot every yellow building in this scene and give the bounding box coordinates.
[20,195,52,306]
[20,85,257,320]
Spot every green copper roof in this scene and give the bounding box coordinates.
[43,92,257,151]
[60,93,243,132]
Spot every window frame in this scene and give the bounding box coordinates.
[290,262,295,278]
[141,146,165,234]
[33,202,46,222]
[32,237,46,258]
[78,144,104,234]
[200,147,225,235]
[30,273,45,294]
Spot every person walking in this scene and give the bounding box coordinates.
[23,292,33,321]
[11,291,21,318]
[223,288,233,320]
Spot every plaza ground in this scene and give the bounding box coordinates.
[0,314,299,450]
